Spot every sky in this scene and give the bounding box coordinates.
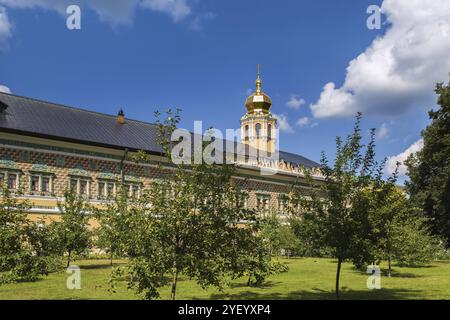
[0,0,449,182]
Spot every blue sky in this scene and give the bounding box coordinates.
[1,0,449,181]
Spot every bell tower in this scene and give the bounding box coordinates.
[241,65,277,156]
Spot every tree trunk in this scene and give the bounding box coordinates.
[247,275,252,287]
[67,250,72,268]
[387,255,392,278]
[335,257,342,300]
[171,267,179,301]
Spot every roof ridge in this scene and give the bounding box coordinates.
[0,91,157,126]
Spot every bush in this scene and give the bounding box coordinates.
[247,260,289,287]
[0,250,63,284]
[392,215,447,267]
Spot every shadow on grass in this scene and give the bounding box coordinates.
[228,281,280,289]
[346,265,426,279]
[388,271,423,278]
[78,264,113,270]
[77,262,125,270]
[209,287,425,300]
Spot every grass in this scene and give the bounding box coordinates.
[1,258,450,300]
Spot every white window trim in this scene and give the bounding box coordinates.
[1,170,20,191]
[29,173,54,193]
[69,177,91,197]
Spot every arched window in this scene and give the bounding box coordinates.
[255,123,261,137]
[268,124,272,140]
[245,125,249,139]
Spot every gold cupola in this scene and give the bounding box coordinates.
[245,65,272,114]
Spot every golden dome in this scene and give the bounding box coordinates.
[245,65,272,114]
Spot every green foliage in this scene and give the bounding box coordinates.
[107,109,275,300]
[287,113,397,298]
[260,213,301,257]
[24,221,61,258]
[0,187,30,271]
[0,185,62,284]
[406,77,450,245]
[391,212,446,267]
[93,185,130,262]
[55,189,92,267]
[289,217,333,257]
[368,185,446,269]
[287,111,446,297]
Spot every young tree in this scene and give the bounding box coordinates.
[365,183,445,275]
[0,185,30,273]
[288,113,389,299]
[111,109,274,300]
[406,77,450,245]
[55,189,92,267]
[94,185,128,265]
[383,188,447,268]
[260,212,301,258]
[0,184,61,283]
[368,183,403,276]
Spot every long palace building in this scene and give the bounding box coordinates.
[0,70,323,222]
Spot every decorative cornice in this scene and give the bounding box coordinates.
[30,163,54,174]
[68,168,91,178]
[0,159,20,171]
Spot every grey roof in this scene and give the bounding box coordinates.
[0,92,319,168]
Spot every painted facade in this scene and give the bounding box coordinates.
[0,70,324,223]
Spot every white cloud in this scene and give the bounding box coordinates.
[0,84,11,93]
[311,0,450,118]
[376,122,389,140]
[286,94,305,109]
[274,113,294,133]
[141,0,190,22]
[87,0,142,26]
[0,6,11,47]
[189,12,215,31]
[296,116,309,128]
[0,0,194,26]
[384,139,424,176]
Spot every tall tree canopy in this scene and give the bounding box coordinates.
[406,77,450,244]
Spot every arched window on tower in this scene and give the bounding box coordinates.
[268,124,272,140]
[255,123,261,137]
[245,125,249,140]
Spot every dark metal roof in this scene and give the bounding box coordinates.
[0,92,319,168]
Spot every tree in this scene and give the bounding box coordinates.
[110,109,274,300]
[369,184,445,275]
[368,184,403,276]
[385,189,447,267]
[288,113,389,299]
[0,185,30,273]
[0,184,61,283]
[406,77,450,245]
[260,212,301,258]
[94,184,128,265]
[55,189,92,267]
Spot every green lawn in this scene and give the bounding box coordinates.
[1,258,450,300]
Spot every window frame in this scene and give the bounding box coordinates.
[255,123,262,137]
[69,177,91,197]
[256,193,271,211]
[29,173,54,195]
